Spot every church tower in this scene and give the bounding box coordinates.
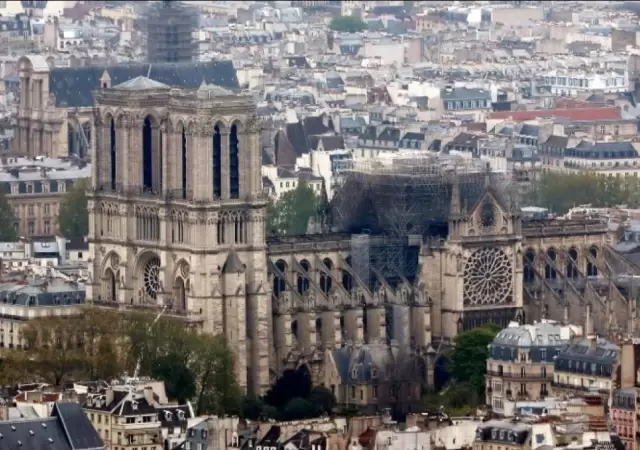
[86,77,271,394]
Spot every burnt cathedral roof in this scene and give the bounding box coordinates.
[49,60,239,108]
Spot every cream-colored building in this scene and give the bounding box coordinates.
[486,319,580,415]
[84,384,193,450]
[0,157,90,237]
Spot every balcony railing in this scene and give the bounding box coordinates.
[486,370,551,381]
[552,381,610,394]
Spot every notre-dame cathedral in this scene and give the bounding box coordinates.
[87,77,636,399]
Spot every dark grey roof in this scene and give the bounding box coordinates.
[492,322,574,348]
[557,337,618,364]
[222,251,245,274]
[49,60,239,108]
[0,282,85,307]
[565,141,638,159]
[53,402,105,450]
[332,345,393,383]
[158,405,193,428]
[518,124,540,137]
[0,402,104,450]
[441,87,491,101]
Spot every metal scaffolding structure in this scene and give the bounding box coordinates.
[331,153,514,288]
[145,0,198,64]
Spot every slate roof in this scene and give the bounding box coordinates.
[0,402,104,450]
[332,345,393,383]
[158,405,193,428]
[0,281,85,307]
[556,337,618,364]
[565,141,638,159]
[492,322,574,348]
[49,60,239,108]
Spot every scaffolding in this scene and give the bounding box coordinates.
[331,153,515,288]
[145,0,198,64]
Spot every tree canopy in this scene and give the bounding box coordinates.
[12,307,241,416]
[266,181,321,236]
[0,187,17,241]
[57,178,89,239]
[526,172,640,215]
[241,366,336,420]
[329,15,367,33]
[450,324,500,397]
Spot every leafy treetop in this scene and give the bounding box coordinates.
[267,181,321,236]
[449,324,500,397]
[0,187,17,241]
[57,178,89,239]
[526,172,640,215]
[329,15,367,33]
[12,308,241,416]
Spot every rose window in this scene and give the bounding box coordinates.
[143,256,161,301]
[463,247,513,306]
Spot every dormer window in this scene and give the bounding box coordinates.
[351,367,358,379]
[131,401,138,411]
[177,410,185,420]
[164,410,173,420]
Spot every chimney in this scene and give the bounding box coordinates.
[589,335,597,352]
[585,303,594,336]
[143,386,154,404]
[620,343,637,389]
[105,388,114,407]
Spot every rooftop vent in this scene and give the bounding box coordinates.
[10,426,15,431]
[28,430,34,436]
[41,423,46,429]
[48,438,53,443]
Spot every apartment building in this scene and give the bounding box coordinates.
[486,320,578,414]
[0,157,89,236]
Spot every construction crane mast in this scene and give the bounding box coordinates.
[128,306,167,389]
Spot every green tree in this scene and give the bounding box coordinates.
[308,386,337,415]
[450,324,500,397]
[329,15,367,33]
[151,355,197,403]
[190,333,242,416]
[283,397,316,420]
[267,182,320,236]
[58,178,89,238]
[0,188,17,241]
[526,172,640,214]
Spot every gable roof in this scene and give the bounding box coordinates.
[53,402,105,450]
[49,60,239,108]
[0,402,104,450]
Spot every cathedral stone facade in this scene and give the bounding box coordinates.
[87,79,636,400]
[87,78,269,394]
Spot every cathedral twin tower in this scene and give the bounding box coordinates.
[87,79,271,394]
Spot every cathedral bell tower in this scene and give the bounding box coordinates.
[87,78,271,395]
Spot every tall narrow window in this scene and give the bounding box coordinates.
[109,117,117,190]
[230,124,240,199]
[181,127,188,200]
[142,116,154,191]
[213,125,222,199]
[217,221,225,245]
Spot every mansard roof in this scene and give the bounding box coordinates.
[49,60,239,108]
